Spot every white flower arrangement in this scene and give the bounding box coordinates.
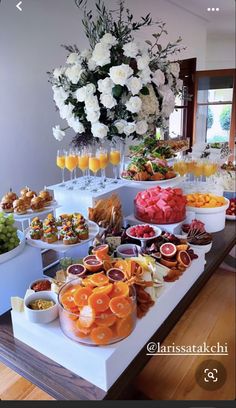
[49,0,184,145]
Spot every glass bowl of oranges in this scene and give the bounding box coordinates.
[58,273,137,346]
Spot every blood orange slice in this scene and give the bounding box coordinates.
[106,268,125,282]
[92,244,109,256]
[160,243,177,258]
[160,258,178,267]
[177,250,191,267]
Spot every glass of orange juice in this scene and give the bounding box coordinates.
[56,149,66,186]
[65,149,78,188]
[110,145,121,183]
[89,154,101,192]
[97,147,108,187]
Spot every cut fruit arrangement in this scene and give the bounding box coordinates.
[186,193,227,208]
[134,186,186,224]
[59,276,136,345]
[145,231,198,282]
[128,225,156,239]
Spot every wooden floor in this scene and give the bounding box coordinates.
[0,267,235,401]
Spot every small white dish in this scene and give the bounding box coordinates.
[29,277,52,291]
[189,242,212,254]
[116,244,141,259]
[24,291,58,324]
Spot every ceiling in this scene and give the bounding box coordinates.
[166,0,235,36]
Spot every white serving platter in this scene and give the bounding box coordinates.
[11,250,206,391]
[13,201,59,220]
[25,220,99,252]
[0,230,25,264]
[120,174,183,186]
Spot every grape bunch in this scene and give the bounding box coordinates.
[0,213,20,254]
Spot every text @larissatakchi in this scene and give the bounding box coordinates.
[146,342,229,356]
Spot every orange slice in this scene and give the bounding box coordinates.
[60,292,78,312]
[88,292,110,313]
[103,260,113,271]
[92,244,109,256]
[76,319,92,335]
[78,305,95,328]
[176,244,189,251]
[109,296,132,318]
[95,310,117,327]
[116,315,134,338]
[90,272,109,287]
[82,278,95,288]
[74,287,93,307]
[114,259,128,271]
[93,283,113,296]
[110,281,129,298]
[160,258,178,267]
[90,326,113,345]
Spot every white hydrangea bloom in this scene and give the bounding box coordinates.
[100,93,117,109]
[53,67,65,79]
[52,125,65,141]
[100,33,118,47]
[67,117,85,133]
[91,42,111,67]
[91,122,109,139]
[137,55,150,70]
[86,110,101,123]
[124,122,136,136]
[85,95,100,112]
[66,53,81,65]
[125,96,142,113]
[126,76,143,95]
[114,119,127,134]
[136,120,148,135]
[59,102,74,120]
[123,41,139,58]
[138,67,152,85]
[109,64,133,86]
[152,69,165,87]
[65,64,83,84]
[98,77,114,94]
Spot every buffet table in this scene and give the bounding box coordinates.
[0,221,235,400]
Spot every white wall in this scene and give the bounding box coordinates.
[0,0,207,197]
[206,33,236,70]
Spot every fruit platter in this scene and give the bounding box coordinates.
[25,213,99,251]
[0,213,26,264]
[134,186,187,224]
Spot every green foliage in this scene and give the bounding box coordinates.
[220,106,231,131]
[207,107,213,129]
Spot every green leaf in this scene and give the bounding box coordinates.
[140,86,150,95]
[145,40,152,46]
[112,85,123,98]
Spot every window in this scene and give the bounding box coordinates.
[169,58,196,145]
[194,70,235,148]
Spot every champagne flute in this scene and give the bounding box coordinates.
[89,154,101,192]
[65,149,78,189]
[98,147,109,188]
[110,145,121,183]
[56,149,66,186]
[78,148,89,189]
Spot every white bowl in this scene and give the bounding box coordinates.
[186,198,229,233]
[29,277,52,292]
[24,291,58,324]
[116,244,141,259]
[126,225,162,242]
[189,242,212,254]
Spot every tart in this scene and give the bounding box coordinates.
[43,228,58,243]
[63,231,78,245]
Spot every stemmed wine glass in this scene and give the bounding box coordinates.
[56,149,66,186]
[98,147,109,188]
[78,148,90,189]
[109,145,121,183]
[65,149,78,189]
[89,152,101,192]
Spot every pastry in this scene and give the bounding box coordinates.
[74,223,89,240]
[38,189,53,206]
[63,230,78,245]
[30,217,43,240]
[43,227,58,243]
[0,198,13,213]
[43,214,57,231]
[57,213,73,226]
[31,196,44,212]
